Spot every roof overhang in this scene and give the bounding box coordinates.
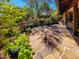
[56,0,73,14]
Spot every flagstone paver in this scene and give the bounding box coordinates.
[29,24,79,59]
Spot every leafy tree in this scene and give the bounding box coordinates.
[0,0,11,2]
[24,0,52,17]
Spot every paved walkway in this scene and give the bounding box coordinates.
[29,24,79,59]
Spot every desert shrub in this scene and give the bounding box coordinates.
[0,27,20,38]
[20,15,60,33]
[58,15,63,20]
[32,17,40,27]
[51,16,59,24]
[12,27,20,37]
[39,18,45,26]
[0,38,5,47]
[28,17,40,27]
[0,29,9,36]
[44,16,59,25]
[25,27,31,33]
[39,14,50,18]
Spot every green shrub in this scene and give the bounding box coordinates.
[0,38,5,47]
[15,34,29,48]
[39,14,50,18]
[50,16,59,24]
[18,47,33,59]
[5,43,17,51]
[58,15,63,20]
[12,27,20,36]
[5,34,33,59]
[16,34,33,59]
[24,15,59,30]
[0,29,9,36]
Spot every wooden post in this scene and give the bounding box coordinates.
[73,0,78,33]
[63,12,67,24]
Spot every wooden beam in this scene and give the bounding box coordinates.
[59,0,72,4]
[58,0,73,14]
[73,0,78,33]
[66,0,78,11]
[63,12,67,24]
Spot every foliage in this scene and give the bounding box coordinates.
[18,47,33,59]
[51,10,57,16]
[24,0,52,17]
[0,0,11,2]
[0,2,27,47]
[0,3,33,59]
[16,34,29,48]
[58,15,63,20]
[0,1,59,59]
[27,16,59,29]
[0,3,27,23]
[19,34,33,59]
[5,34,33,59]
